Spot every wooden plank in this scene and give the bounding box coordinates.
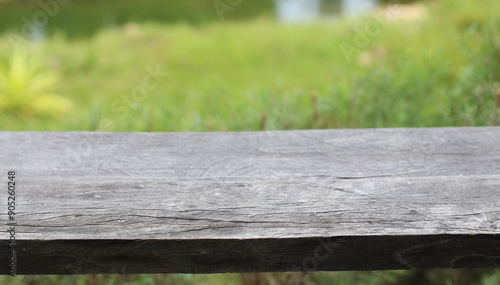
[0,127,499,274]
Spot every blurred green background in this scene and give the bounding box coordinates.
[1,0,500,284]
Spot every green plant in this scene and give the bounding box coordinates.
[0,48,73,119]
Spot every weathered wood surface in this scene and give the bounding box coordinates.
[0,127,499,274]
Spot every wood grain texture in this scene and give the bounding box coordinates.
[0,127,499,274]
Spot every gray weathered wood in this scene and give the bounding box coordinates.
[1,127,500,274]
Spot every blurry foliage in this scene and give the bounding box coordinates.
[0,0,274,39]
[0,0,498,131]
[0,47,73,119]
[0,0,417,39]
[0,269,497,285]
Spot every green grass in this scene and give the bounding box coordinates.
[1,0,499,132]
[1,0,500,284]
[0,270,498,285]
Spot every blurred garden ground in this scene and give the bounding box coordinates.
[1,0,500,284]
